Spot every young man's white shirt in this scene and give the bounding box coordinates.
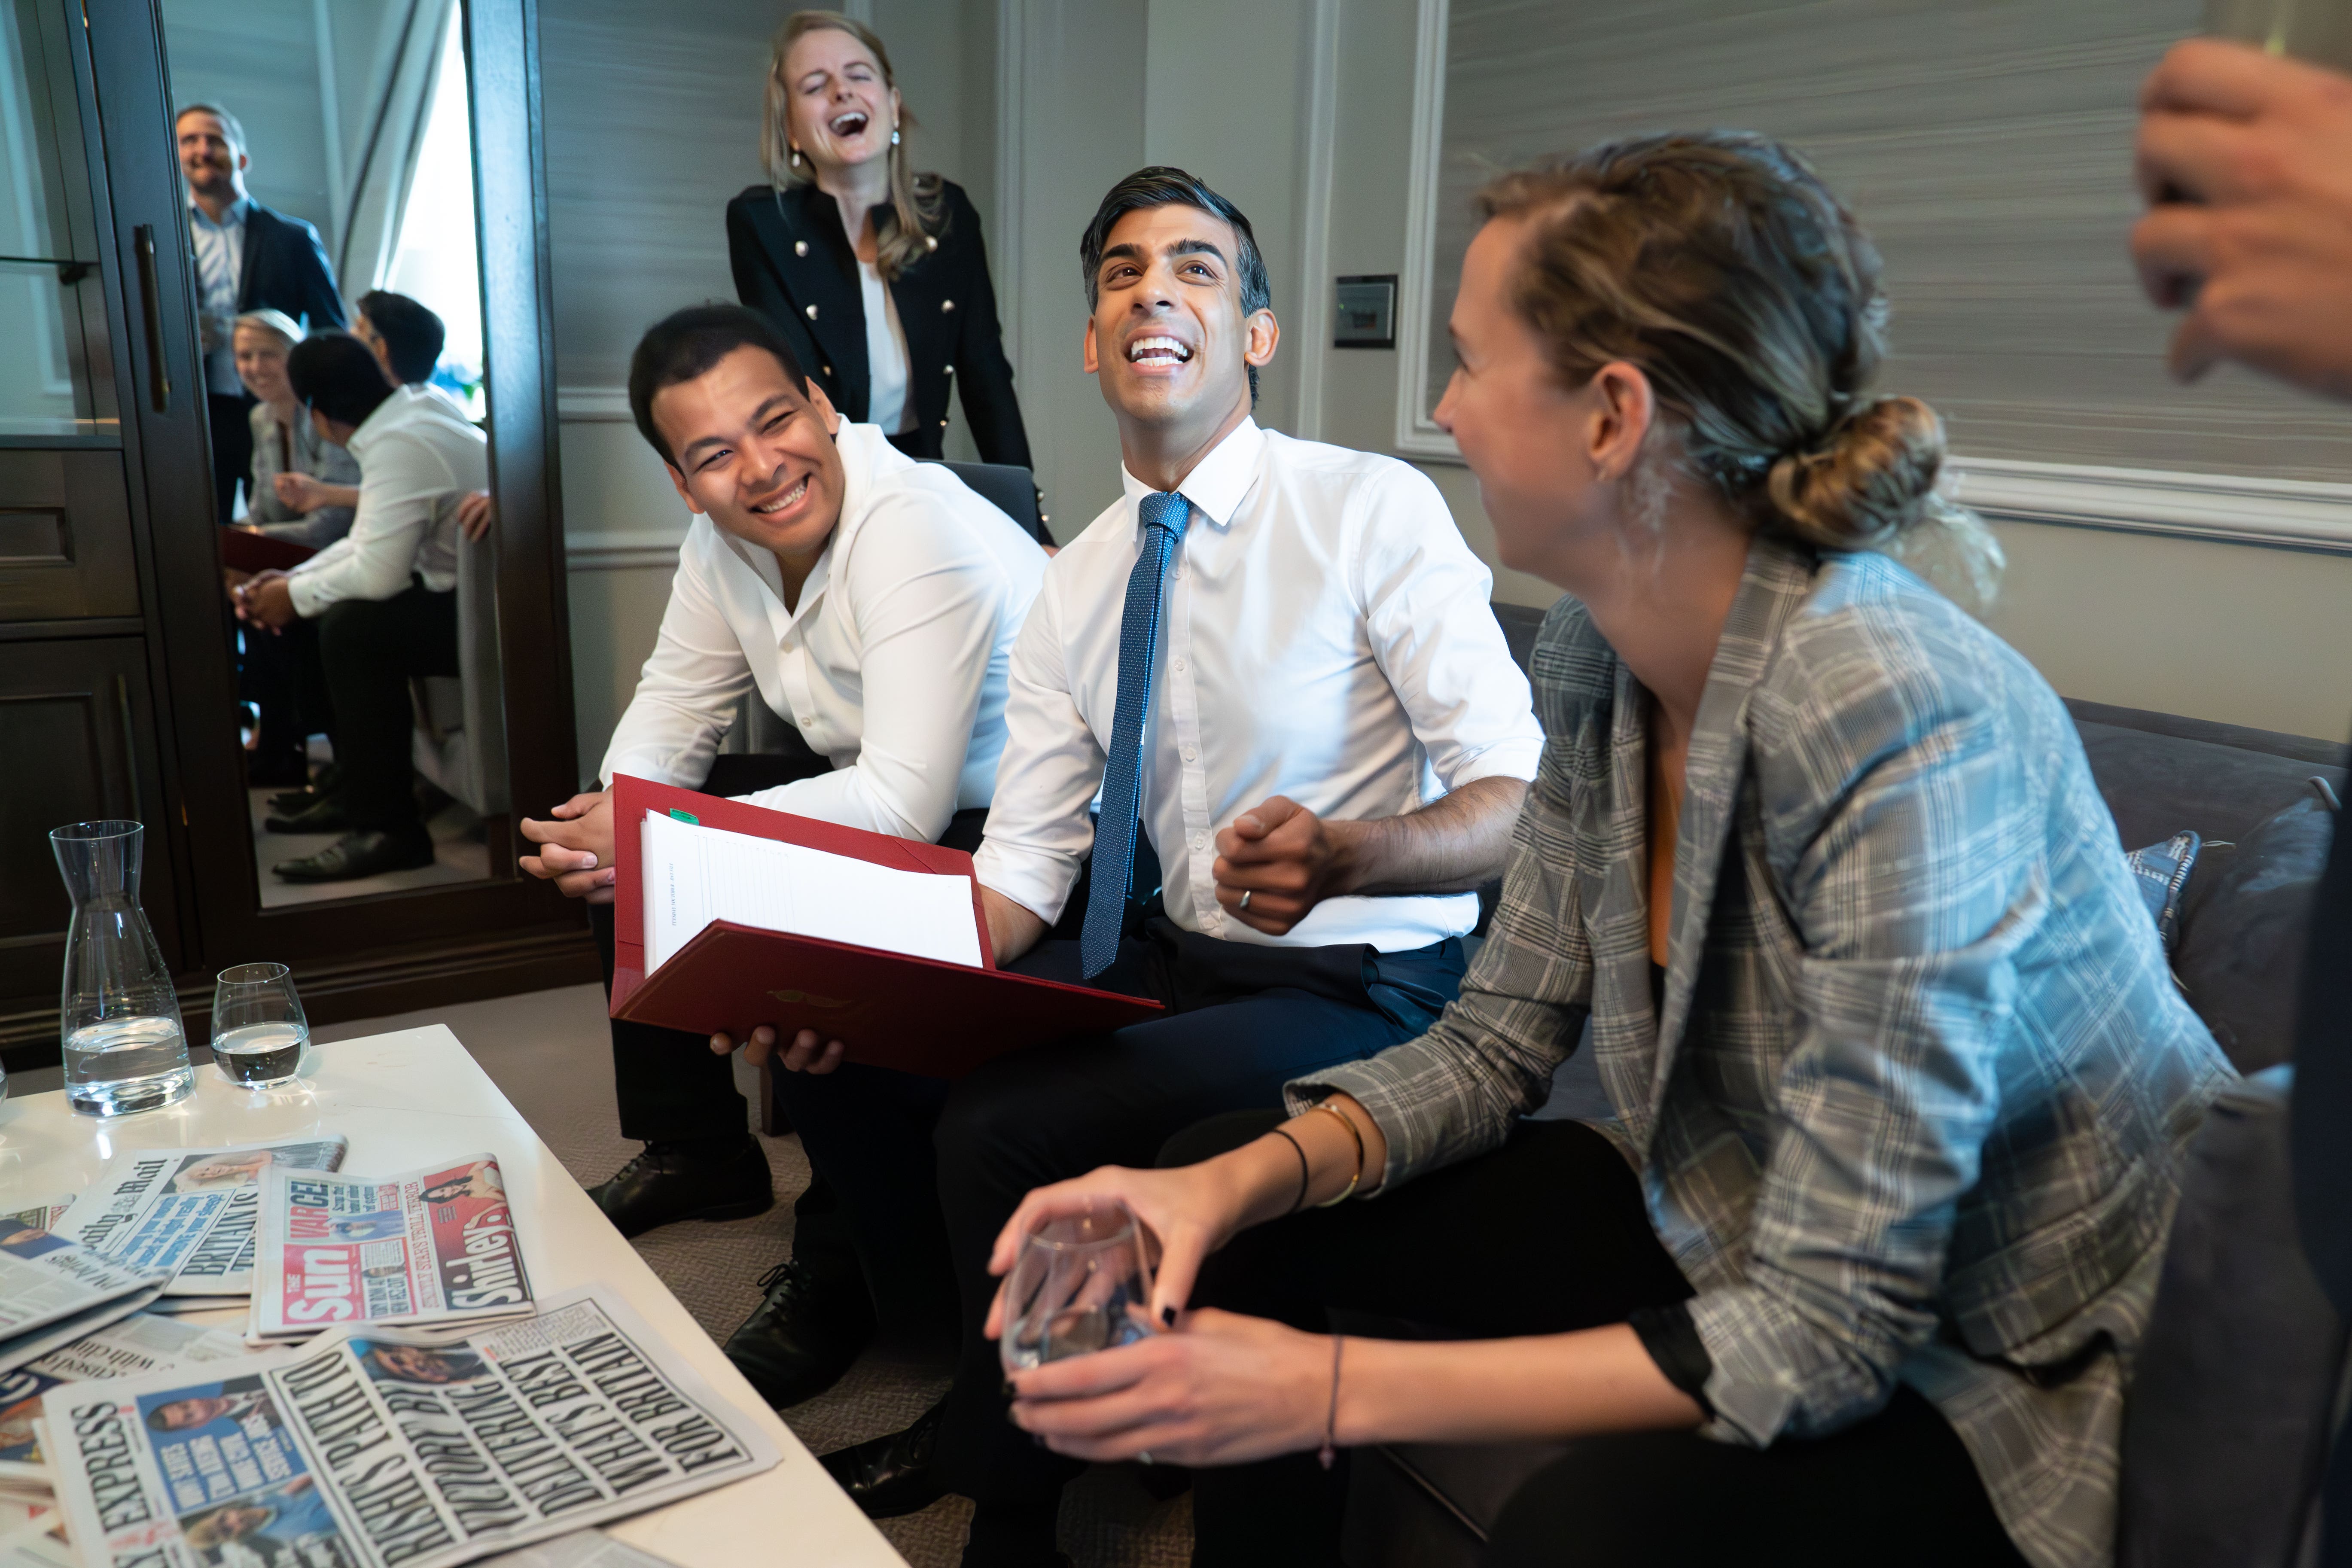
[975,418,1544,953]
[285,386,487,617]
[600,422,1048,842]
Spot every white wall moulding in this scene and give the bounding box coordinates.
[556,386,634,423]
[1392,0,1451,460]
[1292,0,1341,442]
[565,531,686,572]
[1952,459,2352,555]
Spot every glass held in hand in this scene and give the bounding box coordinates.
[1000,1202,1158,1374]
[54,819,193,1117]
[2206,0,2352,70]
[210,962,311,1089]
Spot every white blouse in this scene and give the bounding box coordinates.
[857,258,914,435]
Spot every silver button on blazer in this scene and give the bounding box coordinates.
[1295,537,2231,1568]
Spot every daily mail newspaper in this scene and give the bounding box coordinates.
[1,1316,251,1487]
[253,1156,532,1342]
[59,1139,350,1298]
[44,1288,781,1568]
[0,1222,166,1379]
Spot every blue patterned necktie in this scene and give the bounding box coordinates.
[1080,490,1192,977]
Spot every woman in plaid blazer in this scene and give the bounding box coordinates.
[980,132,2233,1568]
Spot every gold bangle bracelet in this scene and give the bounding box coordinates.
[1311,1100,1366,1207]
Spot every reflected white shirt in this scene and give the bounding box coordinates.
[287,387,486,615]
[600,423,1048,841]
[189,196,247,396]
[974,419,1544,953]
[857,259,913,435]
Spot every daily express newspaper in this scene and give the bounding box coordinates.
[1,1316,251,1486]
[44,1288,780,1568]
[0,1221,167,1379]
[253,1157,532,1342]
[60,1140,351,1298]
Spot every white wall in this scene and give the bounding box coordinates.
[546,0,2352,779]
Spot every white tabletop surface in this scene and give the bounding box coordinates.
[0,1025,905,1568]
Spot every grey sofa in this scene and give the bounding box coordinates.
[1341,603,2349,1568]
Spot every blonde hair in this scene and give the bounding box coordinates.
[1477,132,2001,613]
[232,309,303,350]
[760,11,944,281]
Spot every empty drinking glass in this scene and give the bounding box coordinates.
[209,964,311,1089]
[53,820,192,1117]
[999,1202,1157,1374]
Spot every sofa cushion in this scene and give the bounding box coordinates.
[2174,794,2337,1074]
[2118,1066,2349,1568]
[2074,718,2343,850]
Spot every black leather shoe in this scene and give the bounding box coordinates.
[271,830,434,882]
[725,1257,874,1410]
[820,1397,946,1518]
[266,794,350,834]
[588,1139,774,1239]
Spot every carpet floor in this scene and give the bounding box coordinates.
[311,983,1191,1568]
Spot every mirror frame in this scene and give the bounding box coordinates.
[97,0,590,1020]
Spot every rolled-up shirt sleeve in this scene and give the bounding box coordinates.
[972,569,1102,924]
[731,501,1018,840]
[599,541,754,794]
[1353,466,1543,792]
[1286,734,1592,1187]
[286,440,446,615]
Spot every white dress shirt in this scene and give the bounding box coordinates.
[287,387,487,617]
[975,419,1544,953]
[599,423,1048,841]
[189,197,247,396]
[857,258,914,434]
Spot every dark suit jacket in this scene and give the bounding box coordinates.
[236,203,346,332]
[726,178,1030,470]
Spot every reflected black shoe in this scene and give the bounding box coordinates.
[266,794,350,834]
[820,1397,946,1518]
[725,1257,874,1411]
[271,829,434,882]
[588,1138,773,1239]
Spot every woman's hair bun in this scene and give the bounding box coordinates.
[1765,396,1945,551]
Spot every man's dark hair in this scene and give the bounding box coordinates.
[1079,167,1272,404]
[628,303,811,467]
[356,290,445,384]
[286,333,395,426]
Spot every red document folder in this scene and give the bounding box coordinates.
[218,527,318,573]
[606,774,1163,1077]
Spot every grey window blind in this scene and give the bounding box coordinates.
[1422,0,2352,484]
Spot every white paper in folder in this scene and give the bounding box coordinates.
[639,810,984,974]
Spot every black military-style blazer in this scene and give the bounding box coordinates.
[725,178,1031,471]
[235,203,347,332]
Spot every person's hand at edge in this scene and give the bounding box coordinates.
[2133,37,2352,399]
[233,573,298,633]
[1211,796,1356,937]
[456,490,495,542]
[518,790,617,903]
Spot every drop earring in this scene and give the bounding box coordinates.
[790,144,803,168]
[890,125,901,146]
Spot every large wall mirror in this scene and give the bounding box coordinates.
[164,0,509,907]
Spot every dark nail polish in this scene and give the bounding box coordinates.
[1161,1305,1177,1327]
[1001,1379,1016,1397]
[1032,1434,1047,1448]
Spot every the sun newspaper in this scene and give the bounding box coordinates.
[59,1139,350,1300]
[1,1315,251,1490]
[44,1288,780,1568]
[0,1221,167,1379]
[253,1156,533,1343]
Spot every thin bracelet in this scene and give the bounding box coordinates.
[1318,1334,1345,1470]
[1269,1127,1313,1216]
[1311,1101,1366,1206]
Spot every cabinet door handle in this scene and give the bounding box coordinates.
[134,225,170,413]
[116,674,144,824]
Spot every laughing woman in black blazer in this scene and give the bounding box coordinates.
[727,10,1031,476]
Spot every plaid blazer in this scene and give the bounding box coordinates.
[1295,539,2230,1568]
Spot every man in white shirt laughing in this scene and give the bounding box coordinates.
[515,303,1047,1407]
[724,168,1543,1561]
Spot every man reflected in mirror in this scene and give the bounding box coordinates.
[177,104,347,526]
[355,289,448,390]
[230,333,487,882]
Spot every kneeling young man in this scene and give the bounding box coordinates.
[517,304,1048,1407]
[724,168,1543,1562]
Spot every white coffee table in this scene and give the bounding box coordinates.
[0,1025,905,1568]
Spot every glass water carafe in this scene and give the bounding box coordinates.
[52,821,192,1116]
